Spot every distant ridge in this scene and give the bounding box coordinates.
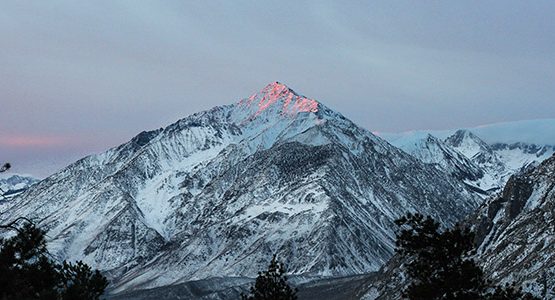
[379,118,555,146]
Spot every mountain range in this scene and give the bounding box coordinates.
[0,174,38,200]
[1,82,553,299]
[384,128,554,193]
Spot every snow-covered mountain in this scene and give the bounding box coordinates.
[384,126,554,194]
[447,129,554,191]
[0,174,38,199]
[0,82,481,293]
[388,132,485,183]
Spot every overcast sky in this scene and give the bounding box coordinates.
[2,1,555,177]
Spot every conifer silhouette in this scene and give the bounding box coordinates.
[395,213,538,300]
[241,255,297,300]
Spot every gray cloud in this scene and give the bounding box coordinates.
[1,1,555,176]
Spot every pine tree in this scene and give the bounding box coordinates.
[395,213,538,300]
[59,261,109,300]
[0,163,11,200]
[241,255,298,300]
[0,219,108,300]
[0,163,10,173]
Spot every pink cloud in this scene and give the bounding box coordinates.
[0,135,70,148]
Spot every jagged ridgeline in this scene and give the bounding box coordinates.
[386,126,554,194]
[0,82,482,293]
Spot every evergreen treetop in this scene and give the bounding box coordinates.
[241,254,298,300]
[0,219,108,300]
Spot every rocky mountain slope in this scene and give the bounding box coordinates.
[0,82,481,293]
[472,154,555,298]
[357,154,555,299]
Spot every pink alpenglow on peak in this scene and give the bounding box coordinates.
[242,82,319,117]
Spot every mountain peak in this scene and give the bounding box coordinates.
[239,82,319,118]
[452,129,477,139]
[446,129,488,148]
[260,81,301,98]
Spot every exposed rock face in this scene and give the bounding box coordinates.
[472,154,555,297]
[0,82,480,292]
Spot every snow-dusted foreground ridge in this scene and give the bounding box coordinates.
[0,82,481,292]
[473,154,555,297]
